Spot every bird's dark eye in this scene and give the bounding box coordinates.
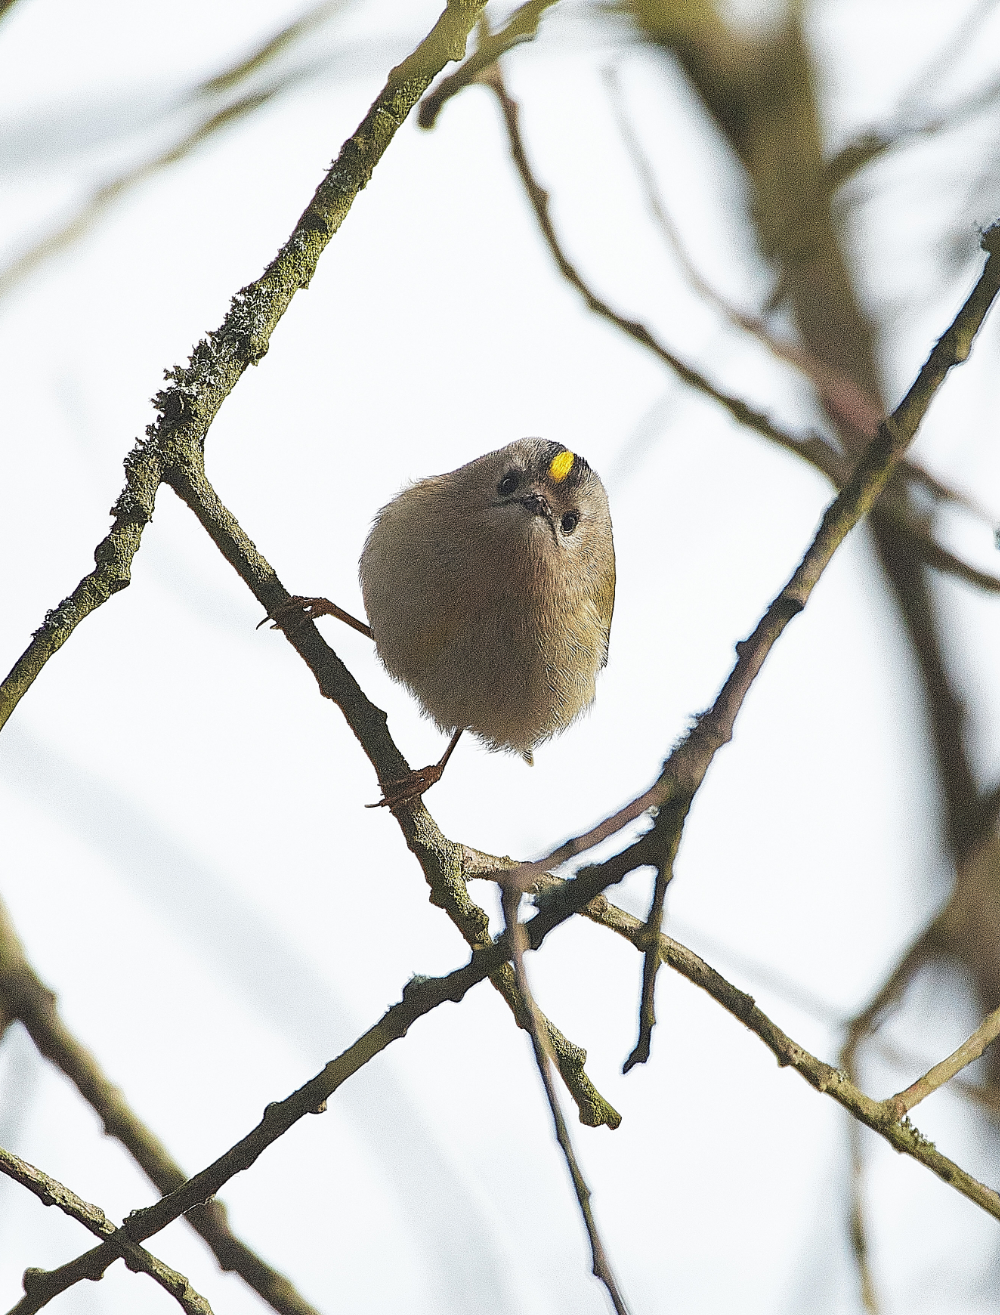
[561,511,580,534]
[498,472,520,497]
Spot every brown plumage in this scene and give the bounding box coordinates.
[359,438,615,764]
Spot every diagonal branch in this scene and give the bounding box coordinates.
[0,1146,214,1315]
[418,0,559,129]
[571,890,1000,1219]
[888,1004,1000,1118]
[501,228,1000,1063]
[26,858,1000,1311]
[0,892,322,1315]
[165,456,620,1129]
[472,65,837,476]
[494,61,1000,598]
[0,0,487,734]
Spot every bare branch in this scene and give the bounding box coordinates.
[500,885,630,1313]
[0,0,487,732]
[602,63,883,447]
[0,1146,213,1315]
[419,0,559,129]
[571,892,1000,1222]
[0,893,322,1315]
[506,229,1000,901]
[889,1004,1000,1117]
[476,65,834,474]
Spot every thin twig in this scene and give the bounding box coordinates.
[567,891,1000,1219]
[0,1146,213,1315]
[889,1004,1000,1117]
[500,885,630,1313]
[504,227,1000,903]
[553,63,1000,598]
[622,852,673,1073]
[419,0,559,129]
[602,63,884,447]
[824,0,1000,193]
[24,818,1000,1310]
[499,230,1000,1069]
[0,1,348,302]
[475,65,835,474]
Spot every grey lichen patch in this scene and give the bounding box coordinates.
[899,1115,936,1151]
[34,596,80,636]
[402,973,432,1001]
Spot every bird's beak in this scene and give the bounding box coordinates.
[519,490,558,543]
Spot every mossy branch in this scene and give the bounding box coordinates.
[0,0,486,734]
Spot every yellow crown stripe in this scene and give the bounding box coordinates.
[549,449,575,483]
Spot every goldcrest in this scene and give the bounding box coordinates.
[360,438,615,769]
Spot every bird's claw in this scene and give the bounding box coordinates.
[257,596,334,632]
[258,597,372,638]
[367,763,446,810]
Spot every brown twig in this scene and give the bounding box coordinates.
[0,1146,213,1315]
[487,61,1000,606]
[500,884,630,1313]
[569,891,1000,1220]
[602,63,884,447]
[475,65,835,475]
[888,1004,1000,1118]
[418,0,559,129]
[504,228,1000,1064]
[841,924,944,1075]
[165,456,620,1129]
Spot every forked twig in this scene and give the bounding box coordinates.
[500,884,630,1314]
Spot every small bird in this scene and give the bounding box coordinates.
[358,438,615,804]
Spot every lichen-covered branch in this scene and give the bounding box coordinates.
[0,0,486,733]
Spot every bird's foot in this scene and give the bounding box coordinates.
[258,596,372,637]
[366,762,446,810]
